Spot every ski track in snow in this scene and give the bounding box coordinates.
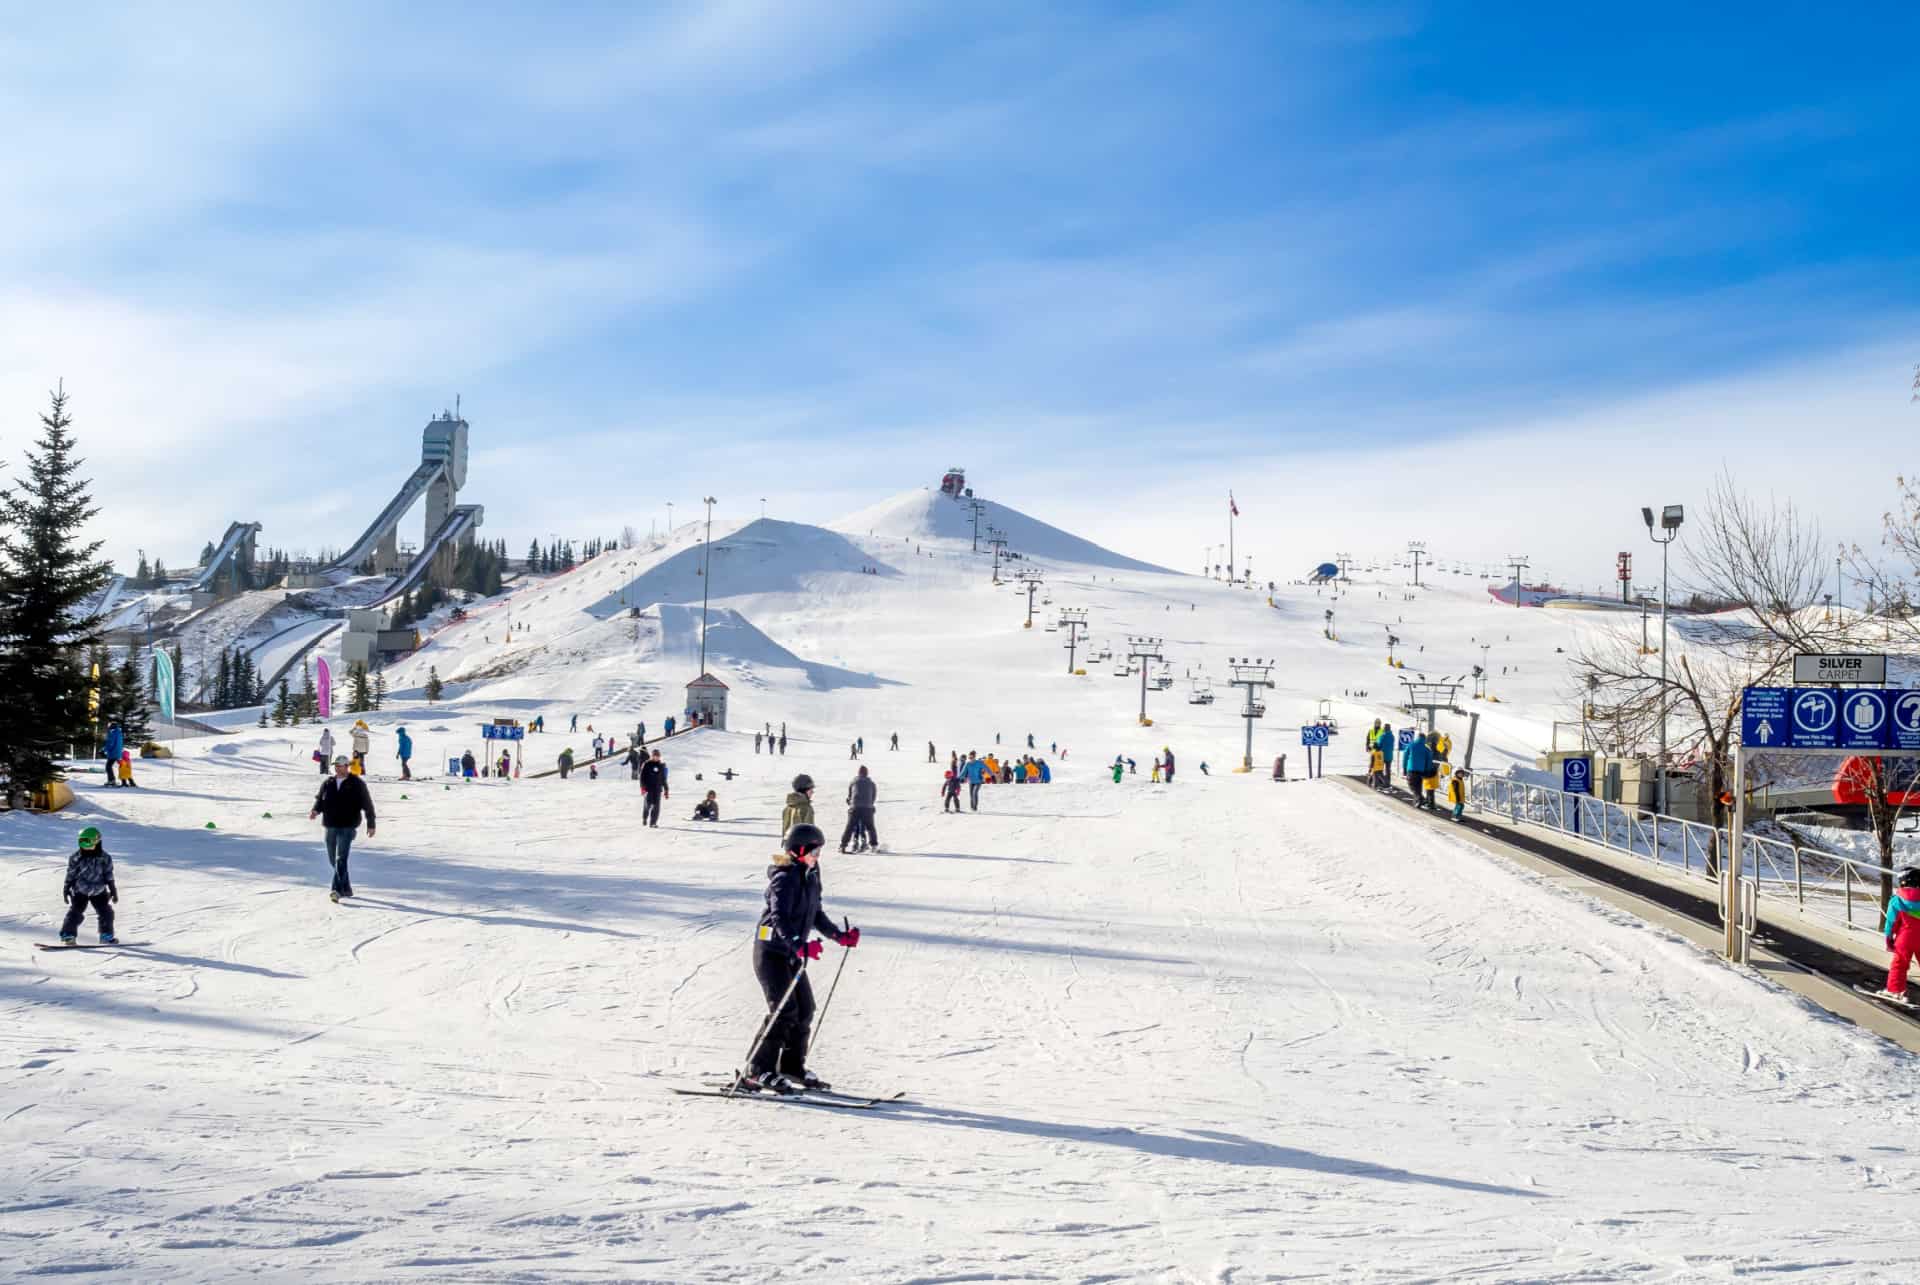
[4,516,1919,1281]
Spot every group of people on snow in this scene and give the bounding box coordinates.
[1364,719,1468,820]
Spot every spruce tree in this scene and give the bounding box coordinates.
[425,665,444,702]
[273,678,291,726]
[113,654,151,746]
[299,659,317,721]
[347,661,372,713]
[0,386,113,799]
[216,649,232,708]
[373,667,387,710]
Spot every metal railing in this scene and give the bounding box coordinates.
[1464,774,1897,940]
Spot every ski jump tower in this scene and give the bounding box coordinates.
[325,411,483,588]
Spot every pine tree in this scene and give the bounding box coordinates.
[112,654,152,746]
[134,551,151,586]
[273,678,291,726]
[527,539,540,571]
[152,557,167,585]
[237,652,257,706]
[347,661,372,713]
[373,668,387,710]
[299,658,317,721]
[425,665,444,702]
[216,649,232,709]
[0,386,114,799]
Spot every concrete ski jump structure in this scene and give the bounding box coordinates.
[187,521,262,596]
[326,410,484,584]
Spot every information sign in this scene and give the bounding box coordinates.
[1792,653,1887,685]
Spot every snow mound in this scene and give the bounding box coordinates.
[832,489,1172,573]
[583,519,887,618]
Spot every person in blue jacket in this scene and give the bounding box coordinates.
[1402,732,1435,808]
[395,726,414,781]
[961,751,988,811]
[102,722,124,788]
[1038,760,1051,783]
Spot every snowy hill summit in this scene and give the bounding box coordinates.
[833,488,1172,574]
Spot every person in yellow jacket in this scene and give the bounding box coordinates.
[1367,745,1386,790]
[1446,768,1469,821]
[984,755,1000,780]
[1435,731,1452,760]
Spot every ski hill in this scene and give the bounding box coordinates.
[4,487,1916,1280]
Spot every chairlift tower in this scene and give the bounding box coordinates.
[1126,635,1165,725]
[1399,676,1464,735]
[1407,541,1428,588]
[1506,555,1530,608]
[1058,607,1088,673]
[1017,570,1045,628]
[1336,552,1353,581]
[967,499,988,553]
[986,527,1010,583]
[1228,657,1275,772]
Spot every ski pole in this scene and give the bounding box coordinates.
[730,954,808,1097]
[807,918,852,1059]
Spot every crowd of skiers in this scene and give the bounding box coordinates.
[1363,719,1468,820]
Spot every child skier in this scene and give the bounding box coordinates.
[59,826,119,945]
[117,750,137,788]
[1876,867,1920,1005]
[1446,768,1469,821]
[941,770,962,813]
[737,823,859,1095]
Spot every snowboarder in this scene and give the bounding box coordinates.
[693,790,720,822]
[58,826,119,945]
[639,750,669,827]
[310,755,375,903]
[102,721,123,787]
[941,770,962,813]
[842,766,878,853]
[1874,868,1920,1005]
[783,775,816,834]
[350,719,371,773]
[316,727,335,775]
[396,726,413,781]
[735,823,859,1095]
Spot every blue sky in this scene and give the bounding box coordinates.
[2,2,1915,583]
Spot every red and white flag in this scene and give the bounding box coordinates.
[1229,493,1239,517]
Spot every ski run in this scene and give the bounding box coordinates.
[5,488,1917,1282]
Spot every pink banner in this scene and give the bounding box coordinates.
[317,657,333,721]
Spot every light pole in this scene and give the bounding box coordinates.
[1641,504,1684,815]
[666,501,675,534]
[698,496,717,677]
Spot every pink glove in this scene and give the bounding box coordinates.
[796,940,823,962]
[838,927,860,949]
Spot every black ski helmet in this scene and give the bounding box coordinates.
[792,773,814,793]
[1901,867,1920,888]
[783,823,826,856]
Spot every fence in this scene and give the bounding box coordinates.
[1464,774,1897,940]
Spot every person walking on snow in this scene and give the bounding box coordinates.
[396,726,413,781]
[735,823,860,1095]
[350,719,371,773]
[842,766,878,853]
[558,747,575,779]
[1446,768,1469,821]
[310,755,376,903]
[962,752,987,811]
[625,744,643,780]
[639,750,669,827]
[102,722,123,788]
[890,732,898,751]
[783,775,816,834]
[58,826,120,945]
[928,741,937,763]
[664,715,676,738]
[1162,748,1175,783]
[316,727,335,775]
[755,732,763,754]
[461,749,477,779]
[1873,868,1920,1005]
[570,713,578,732]
[1402,732,1435,808]
[941,770,963,813]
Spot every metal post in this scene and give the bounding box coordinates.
[1724,747,1743,959]
[1657,537,1669,816]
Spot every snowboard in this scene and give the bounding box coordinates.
[36,941,149,951]
[1852,983,1917,1013]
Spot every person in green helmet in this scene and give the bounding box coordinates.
[59,826,119,945]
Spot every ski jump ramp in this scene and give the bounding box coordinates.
[326,411,477,576]
[188,521,262,593]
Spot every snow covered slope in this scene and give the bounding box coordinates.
[5,490,1914,1280]
[834,487,1174,573]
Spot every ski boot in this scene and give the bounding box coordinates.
[734,1071,800,1095]
[1872,989,1915,1007]
[794,1070,832,1092]
[58,934,77,945]
[98,934,119,945]
[329,891,341,904]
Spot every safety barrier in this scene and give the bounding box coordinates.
[1464,774,1897,941]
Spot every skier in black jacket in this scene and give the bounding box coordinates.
[310,756,376,903]
[738,823,858,1094]
[840,766,878,852]
[638,751,668,827]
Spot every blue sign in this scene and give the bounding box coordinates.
[1397,728,1416,749]
[1838,689,1892,750]
[1789,688,1839,748]
[1561,755,1592,795]
[481,723,525,742]
[1300,726,1329,747]
[1741,687,1789,748]
[1742,686,1920,750]
[1894,692,1920,752]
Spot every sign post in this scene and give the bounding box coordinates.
[1299,724,1329,778]
[1560,754,1592,834]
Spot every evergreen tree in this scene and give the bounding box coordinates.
[152,556,167,585]
[237,652,257,706]
[135,551,151,586]
[111,654,151,746]
[373,668,387,710]
[347,661,372,713]
[273,678,291,726]
[299,658,317,721]
[425,665,444,702]
[0,386,113,799]
[528,539,540,570]
[215,649,232,708]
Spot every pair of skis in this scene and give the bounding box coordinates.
[673,1083,904,1111]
